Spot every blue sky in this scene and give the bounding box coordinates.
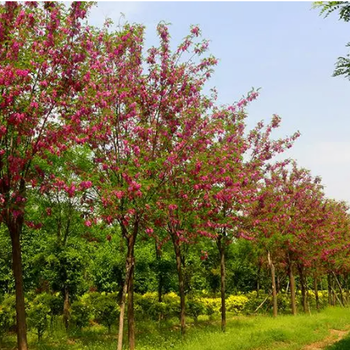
[89,2,350,204]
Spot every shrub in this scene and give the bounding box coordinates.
[201,297,221,318]
[162,292,181,319]
[134,292,180,321]
[27,297,51,341]
[243,292,271,314]
[70,300,90,330]
[226,294,249,315]
[0,294,16,337]
[94,293,120,333]
[186,298,206,322]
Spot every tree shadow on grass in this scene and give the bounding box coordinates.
[326,335,350,350]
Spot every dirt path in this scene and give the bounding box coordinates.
[303,328,350,350]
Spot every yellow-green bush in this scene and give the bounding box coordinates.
[226,295,249,315]
[201,297,221,316]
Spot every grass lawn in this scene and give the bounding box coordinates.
[2,307,350,350]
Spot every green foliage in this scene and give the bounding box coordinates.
[314,1,350,21]
[26,293,62,340]
[70,300,91,330]
[186,297,206,322]
[27,299,50,341]
[89,238,124,293]
[0,228,13,294]
[226,294,249,314]
[92,293,120,333]
[162,292,181,319]
[45,243,88,298]
[199,297,221,317]
[0,295,16,339]
[0,295,16,334]
[314,1,350,79]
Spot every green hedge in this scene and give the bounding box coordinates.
[0,289,332,339]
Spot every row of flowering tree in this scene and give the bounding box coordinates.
[246,162,350,317]
[1,2,350,350]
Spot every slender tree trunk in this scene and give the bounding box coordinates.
[298,265,308,313]
[217,237,226,332]
[256,263,261,298]
[327,273,333,306]
[314,276,320,311]
[117,223,137,350]
[117,257,131,350]
[9,219,28,350]
[345,275,349,306]
[276,275,280,294]
[289,264,297,315]
[333,272,345,307]
[63,285,70,331]
[172,237,185,336]
[127,242,136,350]
[156,244,162,303]
[267,251,277,317]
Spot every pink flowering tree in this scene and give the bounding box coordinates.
[83,22,218,349]
[0,2,99,349]
[248,162,327,315]
[318,200,350,307]
[195,105,299,329]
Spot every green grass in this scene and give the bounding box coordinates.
[2,308,350,350]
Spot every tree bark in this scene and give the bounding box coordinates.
[10,219,28,350]
[117,223,137,350]
[217,236,226,332]
[172,236,185,336]
[156,244,162,303]
[276,275,280,294]
[127,242,136,350]
[63,285,70,331]
[117,257,131,350]
[267,251,277,317]
[327,273,333,306]
[333,272,345,307]
[256,263,261,298]
[345,275,349,306]
[298,265,308,313]
[289,264,297,315]
[314,276,320,311]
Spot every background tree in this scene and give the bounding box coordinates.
[314,1,350,78]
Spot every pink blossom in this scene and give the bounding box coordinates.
[84,220,92,227]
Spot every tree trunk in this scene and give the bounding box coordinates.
[63,285,70,331]
[127,245,136,350]
[289,264,297,315]
[256,263,261,298]
[298,265,308,313]
[117,223,137,350]
[314,276,320,311]
[172,237,185,336]
[345,275,349,306]
[276,275,280,294]
[267,251,277,317]
[327,273,333,306]
[333,272,345,307]
[156,244,162,303]
[117,253,133,350]
[10,219,28,350]
[217,237,226,332]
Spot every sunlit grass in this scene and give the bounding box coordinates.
[2,307,350,350]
